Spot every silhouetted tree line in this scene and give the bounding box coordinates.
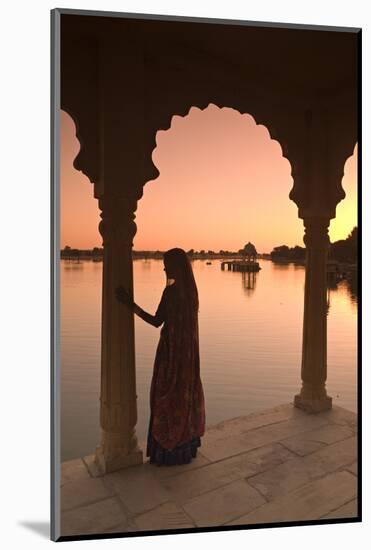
[270,227,357,264]
[270,245,306,262]
[329,227,357,263]
[60,246,103,259]
[60,247,253,259]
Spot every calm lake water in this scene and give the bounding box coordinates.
[61,258,357,462]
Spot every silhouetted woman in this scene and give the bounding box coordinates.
[115,248,206,466]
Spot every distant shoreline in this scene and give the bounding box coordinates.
[60,255,357,291]
[60,251,271,261]
[59,252,357,271]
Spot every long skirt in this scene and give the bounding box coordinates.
[146,414,201,466]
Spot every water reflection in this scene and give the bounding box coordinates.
[63,261,84,270]
[60,257,357,461]
[271,260,292,271]
[241,271,257,295]
[345,273,358,304]
[326,284,336,315]
[326,274,358,315]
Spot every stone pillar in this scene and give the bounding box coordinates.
[94,194,143,473]
[294,217,332,413]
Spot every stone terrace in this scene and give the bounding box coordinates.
[60,403,358,537]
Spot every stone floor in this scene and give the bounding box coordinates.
[60,402,358,537]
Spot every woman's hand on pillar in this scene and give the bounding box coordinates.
[115,286,134,309]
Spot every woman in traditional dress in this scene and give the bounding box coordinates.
[115,248,206,466]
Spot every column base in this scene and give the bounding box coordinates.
[294,393,332,413]
[94,444,143,475]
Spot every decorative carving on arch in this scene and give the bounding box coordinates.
[61,28,102,197]
[59,12,358,230]
[140,95,298,197]
[61,107,101,192]
[327,112,358,213]
[139,94,358,223]
[287,103,358,219]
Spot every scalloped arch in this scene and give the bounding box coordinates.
[146,101,295,189]
[333,141,358,206]
[142,100,301,219]
[61,106,95,184]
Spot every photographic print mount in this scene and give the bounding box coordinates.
[51,7,361,542]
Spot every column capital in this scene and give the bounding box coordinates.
[303,217,330,248]
[98,195,138,247]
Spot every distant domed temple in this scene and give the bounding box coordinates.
[242,242,258,262]
[222,242,261,272]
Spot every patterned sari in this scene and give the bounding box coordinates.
[143,283,206,465]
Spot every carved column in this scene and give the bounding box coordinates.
[94,194,143,473]
[288,104,356,414]
[294,217,332,413]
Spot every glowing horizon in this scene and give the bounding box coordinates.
[61,107,357,253]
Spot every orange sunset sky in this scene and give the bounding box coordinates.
[61,106,357,253]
